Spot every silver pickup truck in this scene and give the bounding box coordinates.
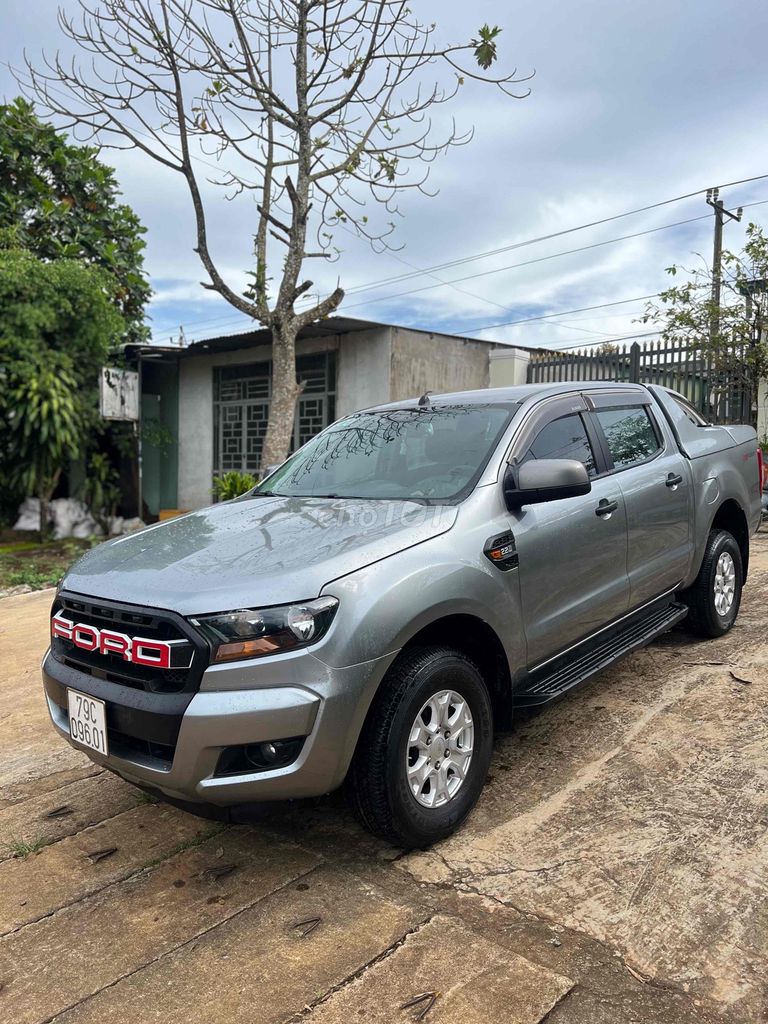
[43,382,762,848]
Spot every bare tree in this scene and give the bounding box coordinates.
[24,1,530,467]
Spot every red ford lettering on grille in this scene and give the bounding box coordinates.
[51,613,187,670]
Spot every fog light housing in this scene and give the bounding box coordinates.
[215,737,305,776]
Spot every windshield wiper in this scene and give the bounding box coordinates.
[278,493,434,505]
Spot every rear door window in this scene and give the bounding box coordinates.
[595,406,661,470]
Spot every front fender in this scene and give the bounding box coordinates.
[317,530,523,674]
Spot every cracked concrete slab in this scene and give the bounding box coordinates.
[53,867,422,1024]
[303,914,574,1024]
[0,827,319,1024]
[0,590,79,792]
[0,802,214,934]
[0,771,141,859]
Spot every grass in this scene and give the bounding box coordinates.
[4,567,62,589]
[134,790,159,806]
[6,836,47,859]
[138,824,228,872]
[0,534,96,593]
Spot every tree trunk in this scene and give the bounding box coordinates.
[37,466,61,544]
[260,320,301,472]
[39,492,50,545]
[38,467,60,544]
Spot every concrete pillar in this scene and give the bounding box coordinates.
[757,378,768,445]
[489,347,531,388]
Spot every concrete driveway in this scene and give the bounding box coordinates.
[2,536,768,1024]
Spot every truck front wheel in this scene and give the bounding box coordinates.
[683,529,743,638]
[347,646,493,849]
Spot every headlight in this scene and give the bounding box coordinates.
[191,596,338,663]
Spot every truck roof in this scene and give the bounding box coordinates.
[368,380,651,412]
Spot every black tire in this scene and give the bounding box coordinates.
[347,646,493,849]
[682,529,743,638]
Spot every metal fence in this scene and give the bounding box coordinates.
[526,339,755,425]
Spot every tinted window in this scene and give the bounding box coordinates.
[521,414,597,477]
[596,406,660,470]
[256,404,515,502]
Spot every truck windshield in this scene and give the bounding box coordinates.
[254,404,517,502]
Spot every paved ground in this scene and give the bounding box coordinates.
[2,536,768,1024]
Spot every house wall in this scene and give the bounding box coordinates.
[389,327,493,401]
[335,328,392,416]
[176,325,497,510]
[177,335,338,510]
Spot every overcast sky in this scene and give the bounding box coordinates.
[3,1,768,351]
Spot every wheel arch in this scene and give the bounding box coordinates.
[709,499,750,581]
[394,613,514,730]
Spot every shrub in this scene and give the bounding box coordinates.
[212,471,257,502]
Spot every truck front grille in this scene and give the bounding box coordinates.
[51,592,209,695]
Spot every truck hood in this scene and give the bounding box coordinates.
[62,496,457,616]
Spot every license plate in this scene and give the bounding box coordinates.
[67,689,109,756]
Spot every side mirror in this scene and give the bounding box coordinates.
[503,459,591,510]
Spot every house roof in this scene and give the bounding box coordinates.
[184,316,393,355]
[179,315,513,356]
[128,315,546,360]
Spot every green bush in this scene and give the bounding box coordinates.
[212,471,257,502]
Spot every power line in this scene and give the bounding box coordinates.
[536,329,662,352]
[460,293,662,334]
[155,210,687,340]
[154,193,768,339]
[305,176,768,298]
[333,213,713,314]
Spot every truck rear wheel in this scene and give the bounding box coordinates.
[347,646,493,849]
[683,529,743,638]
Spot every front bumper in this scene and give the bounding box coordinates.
[43,644,396,805]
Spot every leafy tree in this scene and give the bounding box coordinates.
[643,222,768,423]
[83,452,122,535]
[0,247,124,538]
[25,2,529,468]
[0,97,150,344]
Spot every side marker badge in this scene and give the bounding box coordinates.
[483,531,519,571]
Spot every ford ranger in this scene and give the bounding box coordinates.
[43,382,762,848]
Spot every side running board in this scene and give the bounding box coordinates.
[514,601,688,708]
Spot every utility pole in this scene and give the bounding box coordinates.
[706,188,742,344]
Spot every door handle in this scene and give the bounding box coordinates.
[666,473,683,489]
[595,498,619,518]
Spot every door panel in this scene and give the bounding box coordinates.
[588,400,692,608]
[613,452,691,606]
[513,479,629,665]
